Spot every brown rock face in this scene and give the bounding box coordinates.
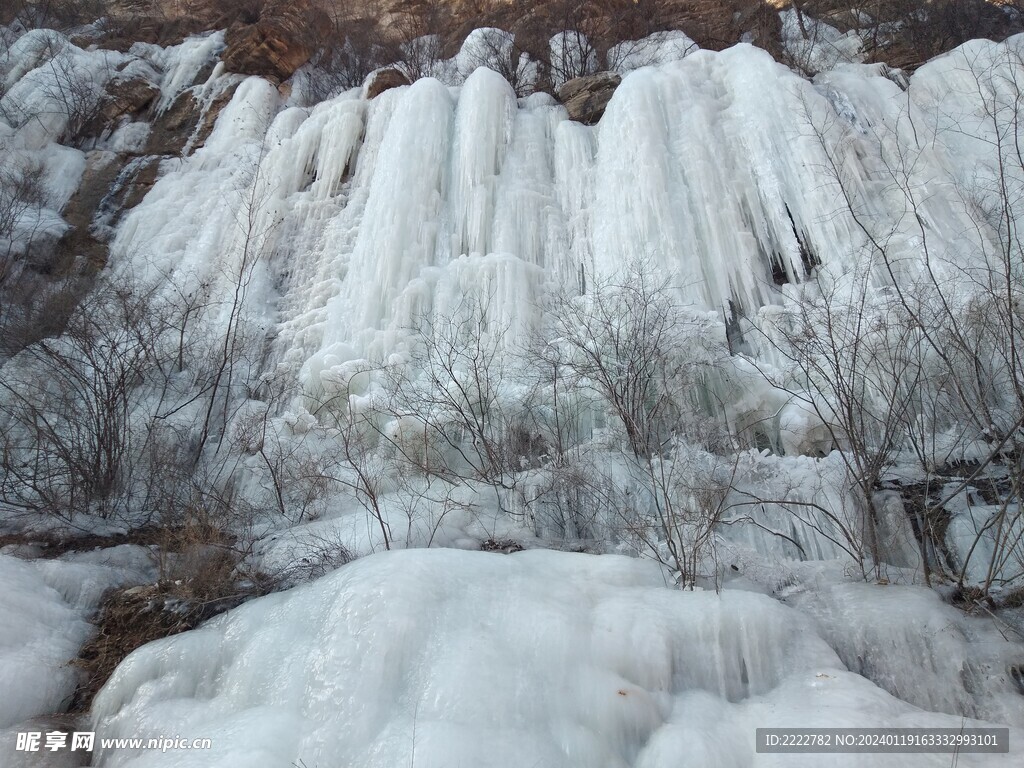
[78,75,160,140]
[50,153,125,274]
[144,83,240,156]
[221,0,329,81]
[103,76,161,121]
[556,72,621,125]
[363,67,410,99]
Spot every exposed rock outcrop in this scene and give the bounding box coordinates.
[363,67,410,99]
[144,83,239,157]
[221,0,328,82]
[556,72,621,125]
[104,76,160,120]
[52,153,126,272]
[77,74,160,144]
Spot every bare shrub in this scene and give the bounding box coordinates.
[391,0,453,82]
[541,262,725,459]
[383,294,522,487]
[0,280,172,519]
[303,15,400,101]
[457,27,538,96]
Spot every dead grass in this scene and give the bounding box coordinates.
[56,522,274,713]
[68,565,264,713]
[70,583,208,712]
[997,585,1024,610]
[946,584,999,614]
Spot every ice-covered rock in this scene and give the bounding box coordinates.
[363,67,410,100]
[792,581,1024,725]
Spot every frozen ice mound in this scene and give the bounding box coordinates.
[792,582,1024,726]
[92,550,1021,767]
[0,554,92,729]
[0,548,154,728]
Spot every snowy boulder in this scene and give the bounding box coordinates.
[282,407,317,435]
[383,413,447,470]
[778,398,836,457]
[318,359,372,398]
[556,72,621,125]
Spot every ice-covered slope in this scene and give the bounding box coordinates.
[0,553,93,729]
[91,549,1022,768]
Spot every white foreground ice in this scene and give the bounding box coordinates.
[0,547,155,729]
[91,549,1022,768]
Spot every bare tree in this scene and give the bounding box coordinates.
[382,293,528,488]
[391,0,453,82]
[457,28,539,97]
[0,278,174,519]
[752,41,1024,594]
[0,155,48,307]
[3,0,109,32]
[190,123,282,460]
[541,263,724,459]
[526,263,740,583]
[302,8,400,102]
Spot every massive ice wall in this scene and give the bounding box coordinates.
[3,26,1021,553]
[99,35,1016,415]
